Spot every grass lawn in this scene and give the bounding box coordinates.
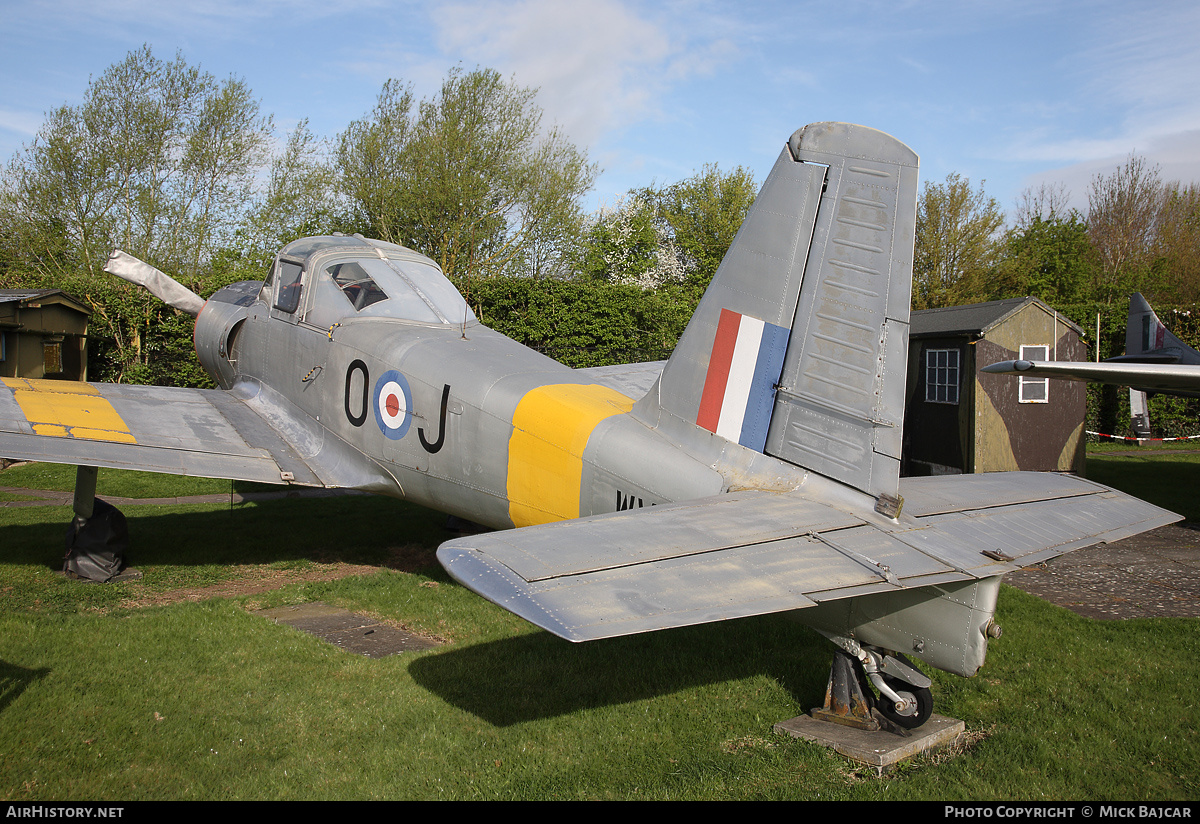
[0,457,1197,800]
[1085,443,1200,521]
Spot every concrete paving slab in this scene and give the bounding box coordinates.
[257,602,438,657]
[774,712,964,775]
[1005,523,1200,620]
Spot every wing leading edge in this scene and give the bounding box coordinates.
[980,360,1200,395]
[437,472,1178,643]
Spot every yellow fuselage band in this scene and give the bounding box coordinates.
[507,383,633,527]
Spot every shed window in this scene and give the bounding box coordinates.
[925,348,960,404]
[1019,344,1050,403]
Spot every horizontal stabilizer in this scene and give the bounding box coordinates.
[575,361,666,399]
[437,472,1178,642]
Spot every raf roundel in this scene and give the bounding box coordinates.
[373,370,413,440]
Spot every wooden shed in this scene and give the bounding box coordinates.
[0,289,91,382]
[902,296,1086,476]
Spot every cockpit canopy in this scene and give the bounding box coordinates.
[262,235,477,328]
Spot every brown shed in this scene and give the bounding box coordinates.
[902,296,1086,476]
[0,289,91,382]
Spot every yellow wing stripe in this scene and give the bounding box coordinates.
[2,378,137,444]
[507,383,634,527]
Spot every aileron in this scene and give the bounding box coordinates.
[0,378,353,488]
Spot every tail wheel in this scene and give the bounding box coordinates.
[875,675,933,729]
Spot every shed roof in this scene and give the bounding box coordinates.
[911,296,1082,339]
[0,289,90,315]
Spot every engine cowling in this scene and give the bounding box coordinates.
[194,281,262,389]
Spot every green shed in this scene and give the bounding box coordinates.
[902,296,1087,476]
[0,289,91,382]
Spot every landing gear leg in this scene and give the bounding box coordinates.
[70,465,98,532]
[63,466,132,583]
[813,636,935,731]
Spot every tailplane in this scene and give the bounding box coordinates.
[642,122,919,501]
[1122,293,1200,434]
[1124,293,1200,365]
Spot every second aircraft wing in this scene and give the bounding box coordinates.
[981,359,1200,395]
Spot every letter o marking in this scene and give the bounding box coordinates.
[345,359,369,427]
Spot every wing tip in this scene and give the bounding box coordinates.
[437,545,583,642]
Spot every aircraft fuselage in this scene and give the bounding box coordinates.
[232,305,746,531]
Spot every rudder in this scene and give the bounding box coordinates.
[644,123,919,502]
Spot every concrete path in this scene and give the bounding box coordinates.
[1004,522,1200,620]
[0,485,364,508]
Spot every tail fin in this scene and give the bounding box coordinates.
[644,122,919,501]
[1125,293,1200,365]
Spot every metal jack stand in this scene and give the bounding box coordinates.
[811,649,879,730]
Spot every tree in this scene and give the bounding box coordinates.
[2,45,273,285]
[642,163,757,287]
[1086,153,1165,303]
[1012,181,1071,232]
[582,164,757,289]
[994,213,1094,304]
[334,79,416,247]
[580,194,684,289]
[1152,182,1200,303]
[233,121,340,275]
[335,68,597,285]
[912,173,1004,310]
[0,46,275,383]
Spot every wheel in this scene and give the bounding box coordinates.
[874,675,933,729]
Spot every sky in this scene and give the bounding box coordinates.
[2,0,1199,220]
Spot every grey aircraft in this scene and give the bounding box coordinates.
[0,123,1177,730]
[983,292,1200,396]
[983,292,1200,437]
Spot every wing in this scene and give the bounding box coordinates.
[0,377,395,492]
[981,359,1200,395]
[437,472,1178,642]
[574,361,665,399]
